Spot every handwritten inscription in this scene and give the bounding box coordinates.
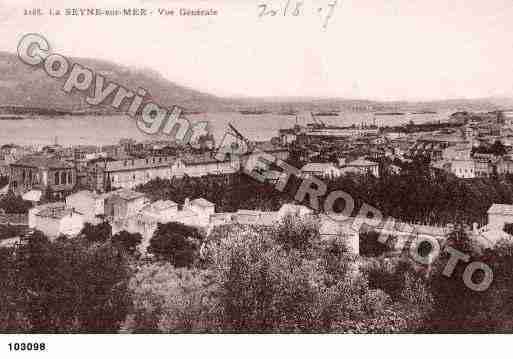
[258,0,339,29]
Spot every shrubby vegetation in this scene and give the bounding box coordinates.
[122,218,434,333]
[112,230,142,256]
[80,221,112,243]
[0,192,33,214]
[0,231,131,333]
[0,175,8,188]
[137,159,513,228]
[1,210,513,333]
[147,222,202,267]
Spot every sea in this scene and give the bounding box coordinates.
[0,111,455,147]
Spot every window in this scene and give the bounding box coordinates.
[68,172,72,184]
[61,172,67,185]
[55,172,60,185]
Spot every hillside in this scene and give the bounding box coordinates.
[0,51,510,115]
[0,51,228,113]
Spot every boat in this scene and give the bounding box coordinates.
[411,111,437,115]
[0,114,25,120]
[277,108,297,116]
[312,111,339,117]
[375,112,406,116]
[183,110,204,115]
[240,109,270,115]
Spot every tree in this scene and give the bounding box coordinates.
[7,231,131,333]
[112,230,142,256]
[490,140,506,156]
[80,222,112,243]
[504,223,513,236]
[359,230,390,257]
[147,222,201,267]
[273,215,319,254]
[0,176,8,188]
[121,264,220,333]
[0,192,32,214]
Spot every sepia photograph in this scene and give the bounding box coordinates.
[1,0,513,355]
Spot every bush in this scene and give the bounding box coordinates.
[112,230,142,256]
[273,214,319,254]
[359,230,391,257]
[121,263,220,333]
[0,192,32,214]
[2,231,131,333]
[80,222,112,243]
[147,222,201,267]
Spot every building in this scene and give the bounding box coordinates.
[499,110,513,127]
[277,204,313,219]
[448,159,475,179]
[301,162,340,178]
[488,204,513,230]
[104,188,149,220]
[410,133,469,160]
[119,200,180,244]
[183,198,216,227]
[318,214,360,255]
[497,156,513,176]
[114,197,216,250]
[65,190,105,224]
[442,143,472,161]
[340,159,379,177]
[90,155,175,191]
[142,200,179,220]
[9,155,76,200]
[28,202,84,239]
[474,153,496,177]
[174,153,240,178]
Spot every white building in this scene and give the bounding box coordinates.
[114,197,216,250]
[104,188,149,220]
[341,159,380,177]
[174,154,240,178]
[277,204,313,220]
[184,198,216,227]
[66,190,105,224]
[301,162,340,178]
[488,204,513,230]
[104,156,175,190]
[449,159,475,179]
[28,202,84,239]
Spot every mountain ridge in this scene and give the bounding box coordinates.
[0,51,511,114]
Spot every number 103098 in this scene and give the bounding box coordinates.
[8,342,46,351]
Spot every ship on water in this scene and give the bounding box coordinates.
[278,112,379,144]
[312,110,339,117]
[183,109,205,115]
[375,112,406,116]
[240,109,270,115]
[277,107,297,116]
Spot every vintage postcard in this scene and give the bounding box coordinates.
[0,0,512,356]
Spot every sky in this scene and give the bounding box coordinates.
[1,0,513,101]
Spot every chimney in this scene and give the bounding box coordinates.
[184,197,190,210]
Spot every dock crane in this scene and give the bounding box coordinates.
[311,112,326,128]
